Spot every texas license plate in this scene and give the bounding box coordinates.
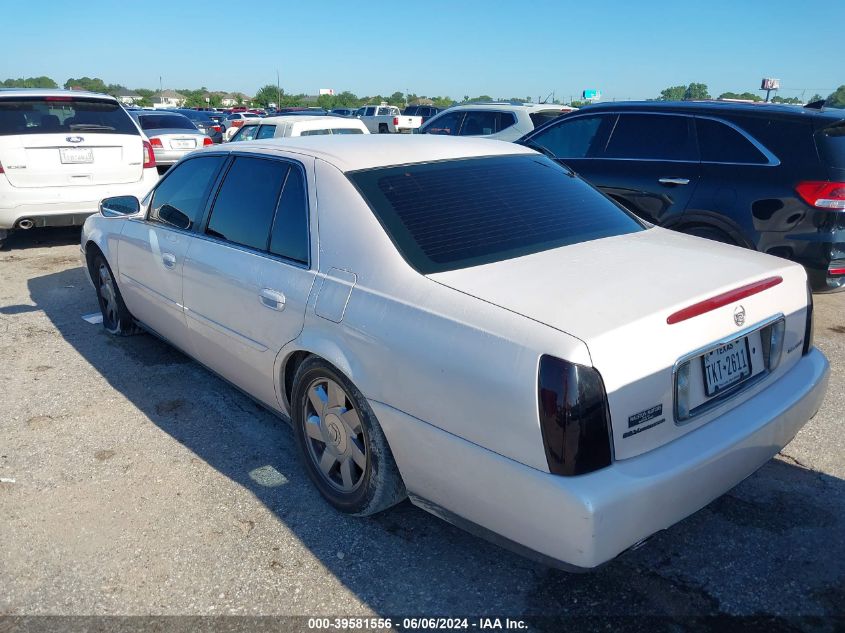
[59,147,94,164]
[702,337,752,396]
[171,139,196,149]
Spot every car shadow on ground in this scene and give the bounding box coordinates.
[19,265,845,628]
[1,226,82,252]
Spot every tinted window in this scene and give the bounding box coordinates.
[818,121,845,169]
[349,155,644,274]
[364,107,375,116]
[206,157,287,250]
[0,97,139,136]
[332,127,364,135]
[529,110,567,127]
[604,114,697,161]
[300,128,331,136]
[256,124,277,139]
[696,118,767,164]
[232,124,259,142]
[150,156,225,230]
[459,111,516,136]
[136,114,196,131]
[421,111,464,136]
[528,115,607,158]
[269,167,309,263]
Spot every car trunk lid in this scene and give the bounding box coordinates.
[428,228,810,459]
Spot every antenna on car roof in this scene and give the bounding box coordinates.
[804,99,826,110]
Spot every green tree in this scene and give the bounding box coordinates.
[825,85,845,109]
[316,94,335,110]
[388,91,406,106]
[658,85,687,101]
[770,96,802,104]
[808,93,824,104]
[2,76,58,88]
[64,77,108,92]
[254,83,282,107]
[685,83,710,100]
[718,91,762,102]
[334,91,359,107]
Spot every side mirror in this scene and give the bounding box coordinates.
[100,196,140,217]
[158,204,192,230]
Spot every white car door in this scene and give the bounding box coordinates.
[117,155,226,349]
[182,154,316,409]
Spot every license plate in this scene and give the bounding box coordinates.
[171,139,196,149]
[59,147,94,164]
[701,337,752,396]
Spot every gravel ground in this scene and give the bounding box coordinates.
[1,227,843,630]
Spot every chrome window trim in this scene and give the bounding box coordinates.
[531,110,780,167]
[671,312,785,424]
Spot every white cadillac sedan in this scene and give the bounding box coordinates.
[80,135,829,570]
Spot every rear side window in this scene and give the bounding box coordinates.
[206,157,287,251]
[332,127,364,135]
[604,114,697,161]
[137,114,195,131]
[696,118,768,164]
[232,124,259,142]
[269,167,309,263]
[0,97,139,136]
[348,155,644,274]
[528,115,607,159]
[422,111,464,136]
[256,125,276,139]
[817,121,845,169]
[150,156,226,230]
[300,129,331,136]
[459,111,516,136]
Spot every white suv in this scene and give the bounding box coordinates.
[419,102,576,142]
[0,89,159,247]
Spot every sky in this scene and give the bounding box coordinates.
[3,0,842,102]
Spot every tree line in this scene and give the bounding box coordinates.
[3,76,844,109]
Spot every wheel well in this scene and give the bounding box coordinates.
[84,241,105,283]
[283,350,312,409]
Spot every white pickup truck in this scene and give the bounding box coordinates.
[355,104,422,134]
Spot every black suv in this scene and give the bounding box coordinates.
[519,101,845,291]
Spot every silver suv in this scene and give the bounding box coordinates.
[419,102,575,142]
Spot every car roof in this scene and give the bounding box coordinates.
[0,88,117,101]
[576,100,845,121]
[257,115,355,125]
[445,103,576,113]
[216,134,535,172]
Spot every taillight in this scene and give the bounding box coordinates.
[212,125,221,132]
[537,355,612,476]
[203,137,213,146]
[149,137,163,148]
[393,117,398,126]
[803,282,814,355]
[142,140,156,169]
[796,181,845,209]
[233,120,244,128]
[0,160,4,174]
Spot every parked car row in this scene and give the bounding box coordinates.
[82,134,828,572]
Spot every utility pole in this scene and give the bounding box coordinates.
[276,69,281,108]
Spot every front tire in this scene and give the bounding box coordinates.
[92,253,138,336]
[292,357,405,516]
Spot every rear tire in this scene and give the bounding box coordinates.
[92,253,139,336]
[378,123,389,134]
[292,357,405,516]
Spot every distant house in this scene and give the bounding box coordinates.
[151,89,186,109]
[115,88,142,105]
[221,92,253,107]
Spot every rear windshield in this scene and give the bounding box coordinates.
[529,110,567,127]
[817,121,845,169]
[0,96,139,136]
[348,154,644,274]
[136,114,196,131]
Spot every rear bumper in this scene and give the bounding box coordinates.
[372,347,829,570]
[0,170,158,230]
[152,148,195,165]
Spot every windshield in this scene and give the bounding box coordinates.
[0,96,139,136]
[348,154,645,274]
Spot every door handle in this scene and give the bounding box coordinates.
[162,252,177,269]
[259,288,286,311]
[658,177,690,186]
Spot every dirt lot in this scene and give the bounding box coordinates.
[1,227,844,629]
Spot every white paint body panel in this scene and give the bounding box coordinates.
[80,135,829,569]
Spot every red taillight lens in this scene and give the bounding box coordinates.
[149,137,163,148]
[393,117,399,126]
[203,137,213,146]
[212,125,221,132]
[538,355,612,476]
[142,140,156,169]
[796,181,845,209]
[233,120,244,128]
[0,161,4,174]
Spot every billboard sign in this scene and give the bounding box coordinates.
[319,88,335,96]
[582,89,602,101]
[760,78,780,90]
